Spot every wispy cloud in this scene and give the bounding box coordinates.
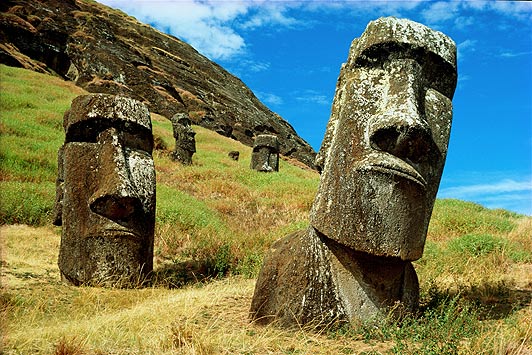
[499,51,532,58]
[438,178,532,215]
[457,39,477,59]
[439,179,531,198]
[295,90,331,106]
[487,1,532,20]
[256,91,283,106]
[421,1,460,24]
[97,0,532,61]
[239,4,300,30]
[421,0,532,27]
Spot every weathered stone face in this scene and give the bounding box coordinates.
[54,94,156,287]
[311,17,457,261]
[250,134,280,172]
[250,17,457,328]
[171,113,196,165]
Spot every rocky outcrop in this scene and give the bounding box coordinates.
[0,0,316,168]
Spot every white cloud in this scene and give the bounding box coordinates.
[457,39,477,59]
[420,0,532,28]
[438,178,532,215]
[421,1,460,24]
[97,0,304,60]
[439,179,531,199]
[499,51,532,58]
[97,0,532,61]
[295,90,331,106]
[487,1,532,20]
[256,91,283,106]
[98,0,249,60]
[239,4,300,30]
[243,60,270,73]
[453,15,474,30]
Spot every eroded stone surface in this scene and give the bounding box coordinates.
[250,17,457,327]
[54,93,156,287]
[171,113,196,165]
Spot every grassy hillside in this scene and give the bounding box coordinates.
[1,64,531,354]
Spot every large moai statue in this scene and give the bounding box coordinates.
[171,113,196,165]
[250,134,280,172]
[250,17,457,327]
[53,94,156,287]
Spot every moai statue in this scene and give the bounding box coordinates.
[250,134,280,172]
[250,17,457,327]
[228,151,240,161]
[171,113,196,165]
[53,94,156,287]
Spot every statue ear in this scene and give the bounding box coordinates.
[52,145,65,226]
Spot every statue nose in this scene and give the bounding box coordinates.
[369,59,435,164]
[370,124,433,164]
[89,128,142,220]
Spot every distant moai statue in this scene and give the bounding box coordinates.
[53,94,156,287]
[171,113,196,165]
[250,134,279,172]
[250,17,457,327]
[228,151,240,161]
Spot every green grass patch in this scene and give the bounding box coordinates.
[156,185,226,232]
[428,199,520,240]
[448,233,531,262]
[0,181,55,225]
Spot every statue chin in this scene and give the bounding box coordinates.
[312,168,429,261]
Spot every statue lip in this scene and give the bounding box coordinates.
[357,152,427,188]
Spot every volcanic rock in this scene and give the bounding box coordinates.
[0,0,316,168]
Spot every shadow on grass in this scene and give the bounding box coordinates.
[149,259,224,288]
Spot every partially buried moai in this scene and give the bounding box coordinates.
[53,94,156,287]
[250,134,279,172]
[250,17,457,327]
[171,113,196,165]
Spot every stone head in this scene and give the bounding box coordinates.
[172,113,196,153]
[311,17,457,261]
[251,134,280,172]
[54,94,156,285]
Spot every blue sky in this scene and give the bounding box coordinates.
[98,0,532,216]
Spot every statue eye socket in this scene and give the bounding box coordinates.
[121,131,153,153]
[66,120,153,153]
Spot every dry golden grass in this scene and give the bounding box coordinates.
[2,220,531,355]
[1,225,389,355]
